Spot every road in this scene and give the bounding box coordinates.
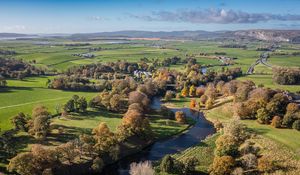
[246,52,272,74]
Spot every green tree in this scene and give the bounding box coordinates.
[11,112,28,131]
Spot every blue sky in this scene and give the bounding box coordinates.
[0,0,300,33]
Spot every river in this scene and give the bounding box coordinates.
[100,97,215,175]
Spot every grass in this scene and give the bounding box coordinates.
[237,74,300,92]
[0,76,98,131]
[166,97,300,154]
[172,133,219,173]
[205,102,300,154]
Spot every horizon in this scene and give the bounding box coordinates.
[1,0,300,34]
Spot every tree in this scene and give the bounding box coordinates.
[181,84,188,97]
[110,94,123,111]
[56,141,80,164]
[209,156,235,175]
[292,120,300,131]
[11,112,28,131]
[30,115,51,140]
[32,105,50,119]
[181,156,198,174]
[91,157,104,173]
[130,161,155,175]
[215,134,239,157]
[164,90,174,101]
[92,122,119,159]
[205,98,214,109]
[78,97,87,112]
[64,99,75,112]
[223,119,248,144]
[270,116,282,128]
[8,145,59,175]
[129,91,150,109]
[175,111,186,124]
[240,153,257,170]
[160,155,175,173]
[189,85,196,97]
[195,87,205,97]
[199,95,208,105]
[8,152,38,175]
[190,99,196,108]
[256,108,271,124]
[257,156,277,173]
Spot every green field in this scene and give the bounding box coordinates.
[205,103,300,153]
[0,76,98,131]
[237,74,300,92]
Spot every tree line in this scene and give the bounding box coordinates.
[273,66,300,85]
[0,58,44,80]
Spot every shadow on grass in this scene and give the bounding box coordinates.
[0,86,34,93]
[66,109,123,120]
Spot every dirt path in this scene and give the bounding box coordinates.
[0,97,69,110]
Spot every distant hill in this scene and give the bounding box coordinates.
[2,30,300,43]
[0,33,33,38]
[68,30,230,40]
[68,30,300,43]
[234,30,300,43]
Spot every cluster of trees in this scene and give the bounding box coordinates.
[0,58,44,79]
[7,93,155,174]
[0,50,16,55]
[64,95,88,113]
[11,105,51,140]
[210,119,278,174]
[48,76,110,92]
[273,66,300,85]
[65,61,153,80]
[0,76,7,88]
[210,80,300,131]
[219,44,247,49]
[159,154,198,175]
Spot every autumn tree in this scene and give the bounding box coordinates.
[164,90,174,101]
[11,112,28,131]
[190,99,196,108]
[209,156,235,175]
[181,84,188,97]
[271,116,282,128]
[175,111,186,124]
[215,134,239,157]
[92,122,119,160]
[189,85,196,97]
[129,91,150,109]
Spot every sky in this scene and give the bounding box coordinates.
[0,0,300,33]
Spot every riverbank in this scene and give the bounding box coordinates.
[162,96,300,174]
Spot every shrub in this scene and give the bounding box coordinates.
[241,153,257,170]
[190,99,196,108]
[256,108,270,124]
[214,120,223,131]
[292,120,300,131]
[160,155,175,173]
[205,98,214,109]
[209,156,235,175]
[282,113,295,128]
[175,111,186,124]
[223,119,249,143]
[257,156,277,173]
[181,156,198,174]
[164,90,174,101]
[215,135,239,157]
[91,157,104,172]
[270,116,282,128]
[129,161,154,175]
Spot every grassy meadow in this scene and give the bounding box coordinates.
[0,76,98,131]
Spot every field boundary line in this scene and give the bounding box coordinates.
[0,97,69,110]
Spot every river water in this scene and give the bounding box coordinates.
[100,97,215,175]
